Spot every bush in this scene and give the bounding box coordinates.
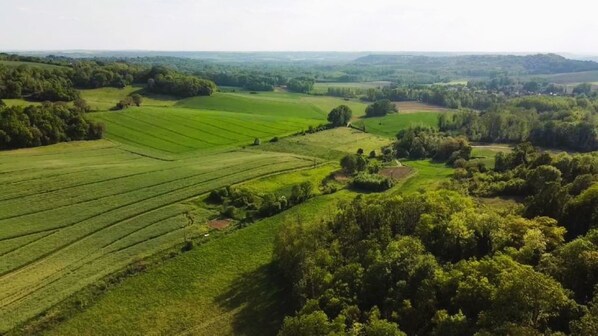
[270,136,279,142]
[253,138,261,146]
[351,173,394,192]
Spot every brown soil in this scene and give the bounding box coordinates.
[332,170,351,182]
[207,219,232,230]
[379,166,414,180]
[394,101,450,113]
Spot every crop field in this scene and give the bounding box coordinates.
[42,190,356,336]
[353,112,441,138]
[312,81,392,94]
[0,60,67,70]
[80,85,180,111]
[0,87,451,333]
[395,101,451,113]
[0,139,320,332]
[261,127,392,160]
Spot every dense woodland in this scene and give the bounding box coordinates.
[275,146,598,335]
[0,102,104,149]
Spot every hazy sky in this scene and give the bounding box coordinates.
[1,0,597,53]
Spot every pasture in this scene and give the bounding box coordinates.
[0,60,67,70]
[353,112,441,138]
[0,87,448,333]
[0,140,319,332]
[261,127,392,160]
[311,81,392,94]
[40,190,356,336]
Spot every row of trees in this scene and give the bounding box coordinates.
[0,55,218,103]
[439,96,598,152]
[0,102,104,149]
[274,189,598,335]
[454,144,598,239]
[393,126,472,163]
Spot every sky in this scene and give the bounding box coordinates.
[0,0,597,53]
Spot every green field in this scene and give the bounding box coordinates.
[261,127,392,160]
[0,60,67,70]
[0,87,452,334]
[42,191,355,336]
[0,139,321,331]
[354,112,441,138]
[312,81,391,94]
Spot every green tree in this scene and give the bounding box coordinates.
[327,105,353,127]
[365,99,398,117]
[131,93,143,107]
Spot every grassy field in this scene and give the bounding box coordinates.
[0,60,67,70]
[353,112,441,138]
[0,87,452,333]
[0,138,323,332]
[311,81,392,94]
[393,159,454,194]
[261,127,393,160]
[41,190,355,336]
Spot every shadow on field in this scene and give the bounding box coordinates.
[215,263,292,335]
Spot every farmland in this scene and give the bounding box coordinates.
[353,112,442,138]
[0,138,321,331]
[0,87,409,333]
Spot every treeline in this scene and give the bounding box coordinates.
[0,103,104,150]
[439,96,598,152]
[0,54,217,102]
[393,126,472,163]
[455,143,598,239]
[0,65,79,101]
[275,189,598,335]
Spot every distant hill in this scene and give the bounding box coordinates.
[353,53,598,76]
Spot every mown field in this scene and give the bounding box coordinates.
[42,190,355,336]
[311,81,392,94]
[0,139,321,332]
[1,86,455,334]
[353,112,442,138]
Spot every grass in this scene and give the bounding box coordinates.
[41,190,355,336]
[0,60,67,70]
[80,85,179,111]
[0,88,456,334]
[393,159,454,194]
[471,145,512,169]
[0,138,321,332]
[239,163,337,196]
[354,112,442,138]
[90,106,323,157]
[311,81,391,94]
[261,127,392,161]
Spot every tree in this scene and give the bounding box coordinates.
[131,93,143,107]
[340,155,358,174]
[573,83,592,96]
[365,99,398,117]
[327,105,353,127]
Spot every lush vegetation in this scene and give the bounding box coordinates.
[0,103,104,149]
[274,189,598,335]
[365,99,398,117]
[327,105,353,127]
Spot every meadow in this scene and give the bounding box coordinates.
[0,86,456,334]
[353,112,442,138]
[311,81,392,94]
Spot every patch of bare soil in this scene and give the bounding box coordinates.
[379,166,414,180]
[208,219,233,230]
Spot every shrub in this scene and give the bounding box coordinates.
[270,136,279,142]
[253,138,261,146]
[351,173,394,192]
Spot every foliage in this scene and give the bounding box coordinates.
[351,172,393,191]
[0,103,103,149]
[327,105,353,127]
[274,190,586,335]
[365,99,398,117]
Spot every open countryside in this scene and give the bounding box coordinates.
[1,1,598,335]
